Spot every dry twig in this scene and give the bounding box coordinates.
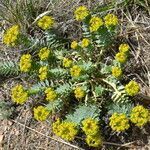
[11,119,83,150]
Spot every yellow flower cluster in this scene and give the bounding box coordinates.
[115,52,127,63]
[119,44,130,53]
[71,38,90,49]
[3,25,20,46]
[53,120,78,141]
[38,47,50,60]
[112,66,122,78]
[81,38,90,48]
[74,87,85,99]
[82,118,102,147]
[37,16,54,30]
[115,43,130,63]
[39,66,48,81]
[74,6,89,21]
[104,14,118,27]
[19,54,32,72]
[89,17,104,32]
[52,118,61,134]
[125,80,140,96]
[82,118,99,135]
[109,113,130,132]
[149,114,150,122]
[11,84,28,104]
[33,106,50,121]
[74,6,118,33]
[63,58,72,68]
[86,134,103,148]
[45,88,57,101]
[70,65,82,77]
[71,41,78,49]
[130,105,149,127]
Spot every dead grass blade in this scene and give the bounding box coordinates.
[11,119,83,150]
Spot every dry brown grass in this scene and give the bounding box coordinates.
[120,4,150,99]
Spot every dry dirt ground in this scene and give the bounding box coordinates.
[0,1,150,150]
